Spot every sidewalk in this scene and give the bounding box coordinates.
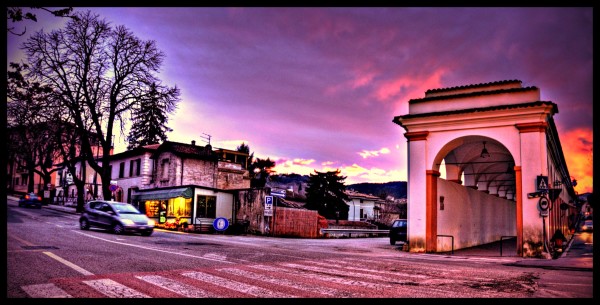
[8,195,593,271]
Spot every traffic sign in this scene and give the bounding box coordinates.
[538,196,550,211]
[264,196,273,216]
[213,217,229,231]
[109,184,118,192]
[536,175,548,191]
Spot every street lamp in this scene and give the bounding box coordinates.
[480,141,491,158]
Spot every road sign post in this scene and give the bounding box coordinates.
[264,196,273,216]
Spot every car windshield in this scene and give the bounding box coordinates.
[112,203,141,214]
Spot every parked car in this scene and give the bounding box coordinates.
[389,219,408,245]
[79,200,155,236]
[18,192,42,209]
[581,219,593,232]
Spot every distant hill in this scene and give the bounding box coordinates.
[268,174,407,200]
[346,181,407,199]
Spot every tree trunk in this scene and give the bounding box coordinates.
[76,182,85,213]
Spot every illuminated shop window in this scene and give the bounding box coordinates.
[167,197,192,217]
[144,197,192,218]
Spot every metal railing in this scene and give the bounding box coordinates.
[320,228,389,238]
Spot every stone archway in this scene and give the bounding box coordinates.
[394,80,577,258]
[428,136,519,254]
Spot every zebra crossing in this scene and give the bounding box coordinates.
[18,257,530,298]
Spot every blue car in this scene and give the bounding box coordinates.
[389,219,408,245]
[18,192,42,209]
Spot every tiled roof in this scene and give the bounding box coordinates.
[425,79,522,94]
[278,198,307,209]
[409,86,538,104]
[154,141,217,160]
[143,143,161,150]
[108,143,160,160]
[345,190,382,201]
[393,101,557,123]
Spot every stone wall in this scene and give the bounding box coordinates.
[233,188,324,238]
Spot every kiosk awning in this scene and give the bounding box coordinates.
[131,187,193,201]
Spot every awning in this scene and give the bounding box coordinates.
[131,187,193,201]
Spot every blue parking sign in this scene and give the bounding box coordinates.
[264,196,273,216]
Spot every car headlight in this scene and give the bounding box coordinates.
[147,219,155,226]
[121,219,135,225]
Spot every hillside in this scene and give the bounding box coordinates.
[346,181,407,199]
[268,174,407,199]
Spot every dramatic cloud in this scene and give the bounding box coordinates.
[7,7,592,192]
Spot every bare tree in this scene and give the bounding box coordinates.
[7,7,78,36]
[21,10,180,210]
[7,62,61,194]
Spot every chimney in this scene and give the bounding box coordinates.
[191,140,196,146]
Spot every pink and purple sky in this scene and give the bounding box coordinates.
[7,7,593,194]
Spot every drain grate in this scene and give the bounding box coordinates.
[21,246,59,250]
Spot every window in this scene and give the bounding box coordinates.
[161,159,170,180]
[136,159,141,176]
[21,174,27,185]
[119,162,125,178]
[129,159,141,177]
[144,200,164,218]
[167,197,192,217]
[129,160,135,177]
[196,195,217,218]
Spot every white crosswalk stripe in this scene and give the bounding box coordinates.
[182,271,299,298]
[218,267,350,297]
[248,264,387,289]
[135,275,221,298]
[19,256,527,298]
[319,259,430,279]
[21,283,73,298]
[281,262,400,285]
[83,279,150,298]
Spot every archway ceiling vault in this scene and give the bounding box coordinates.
[440,140,516,194]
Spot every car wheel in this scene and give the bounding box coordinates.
[80,219,90,230]
[141,230,153,237]
[112,223,124,235]
[390,238,396,245]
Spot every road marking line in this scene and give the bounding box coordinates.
[183,271,298,298]
[249,264,382,290]
[282,263,397,286]
[21,283,73,298]
[83,279,149,298]
[136,275,220,298]
[72,230,235,263]
[319,259,430,279]
[42,251,94,276]
[218,267,344,297]
[8,234,36,246]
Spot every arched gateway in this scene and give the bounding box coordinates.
[393,80,578,258]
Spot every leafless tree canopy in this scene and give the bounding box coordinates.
[7,7,78,36]
[20,10,180,204]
